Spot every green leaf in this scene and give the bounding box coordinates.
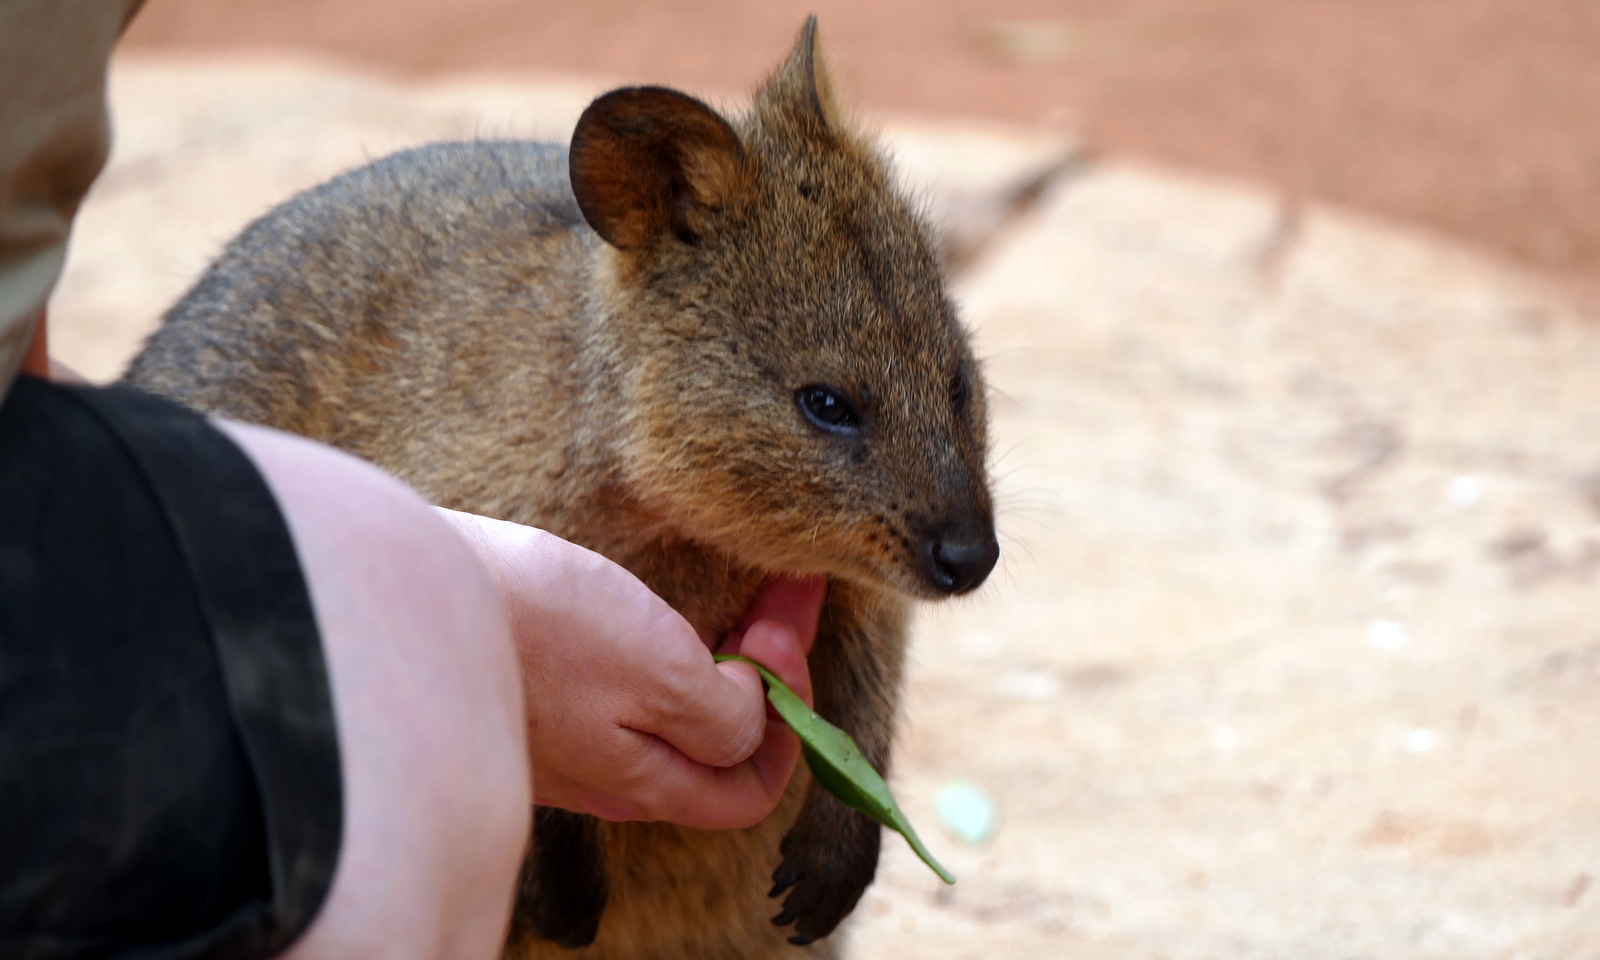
[715,653,955,884]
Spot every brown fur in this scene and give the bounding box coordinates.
[124,18,995,960]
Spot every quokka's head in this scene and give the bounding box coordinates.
[572,16,996,600]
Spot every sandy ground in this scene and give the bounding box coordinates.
[121,0,1600,287]
[49,56,1600,958]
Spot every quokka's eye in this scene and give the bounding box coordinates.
[796,384,860,433]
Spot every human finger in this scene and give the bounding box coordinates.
[611,699,801,830]
[631,609,770,770]
[638,576,826,768]
[716,576,825,708]
[731,576,826,657]
[641,600,823,827]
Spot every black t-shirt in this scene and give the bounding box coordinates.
[0,377,341,960]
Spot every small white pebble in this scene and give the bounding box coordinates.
[937,781,998,845]
[1368,619,1410,650]
[1447,476,1481,508]
[959,632,1004,659]
[996,670,1060,700]
[1403,728,1438,753]
[1211,725,1240,753]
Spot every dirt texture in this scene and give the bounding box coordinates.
[50,58,1600,958]
[121,0,1600,286]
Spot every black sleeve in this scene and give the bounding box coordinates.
[0,376,342,960]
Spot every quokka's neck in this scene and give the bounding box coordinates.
[637,543,771,638]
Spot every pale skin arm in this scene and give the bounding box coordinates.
[220,421,531,960]
[220,422,821,960]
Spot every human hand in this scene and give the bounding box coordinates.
[436,509,825,830]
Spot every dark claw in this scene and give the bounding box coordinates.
[767,792,882,944]
[769,863,802,898]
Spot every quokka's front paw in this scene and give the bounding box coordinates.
[769,791,883,945]
[516,807,609,949]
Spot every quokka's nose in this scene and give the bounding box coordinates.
[924,530,1000,595]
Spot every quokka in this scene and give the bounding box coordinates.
[125,17,998,960]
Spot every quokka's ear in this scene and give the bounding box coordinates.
[755,14,844,132]
[569,86,747,250]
